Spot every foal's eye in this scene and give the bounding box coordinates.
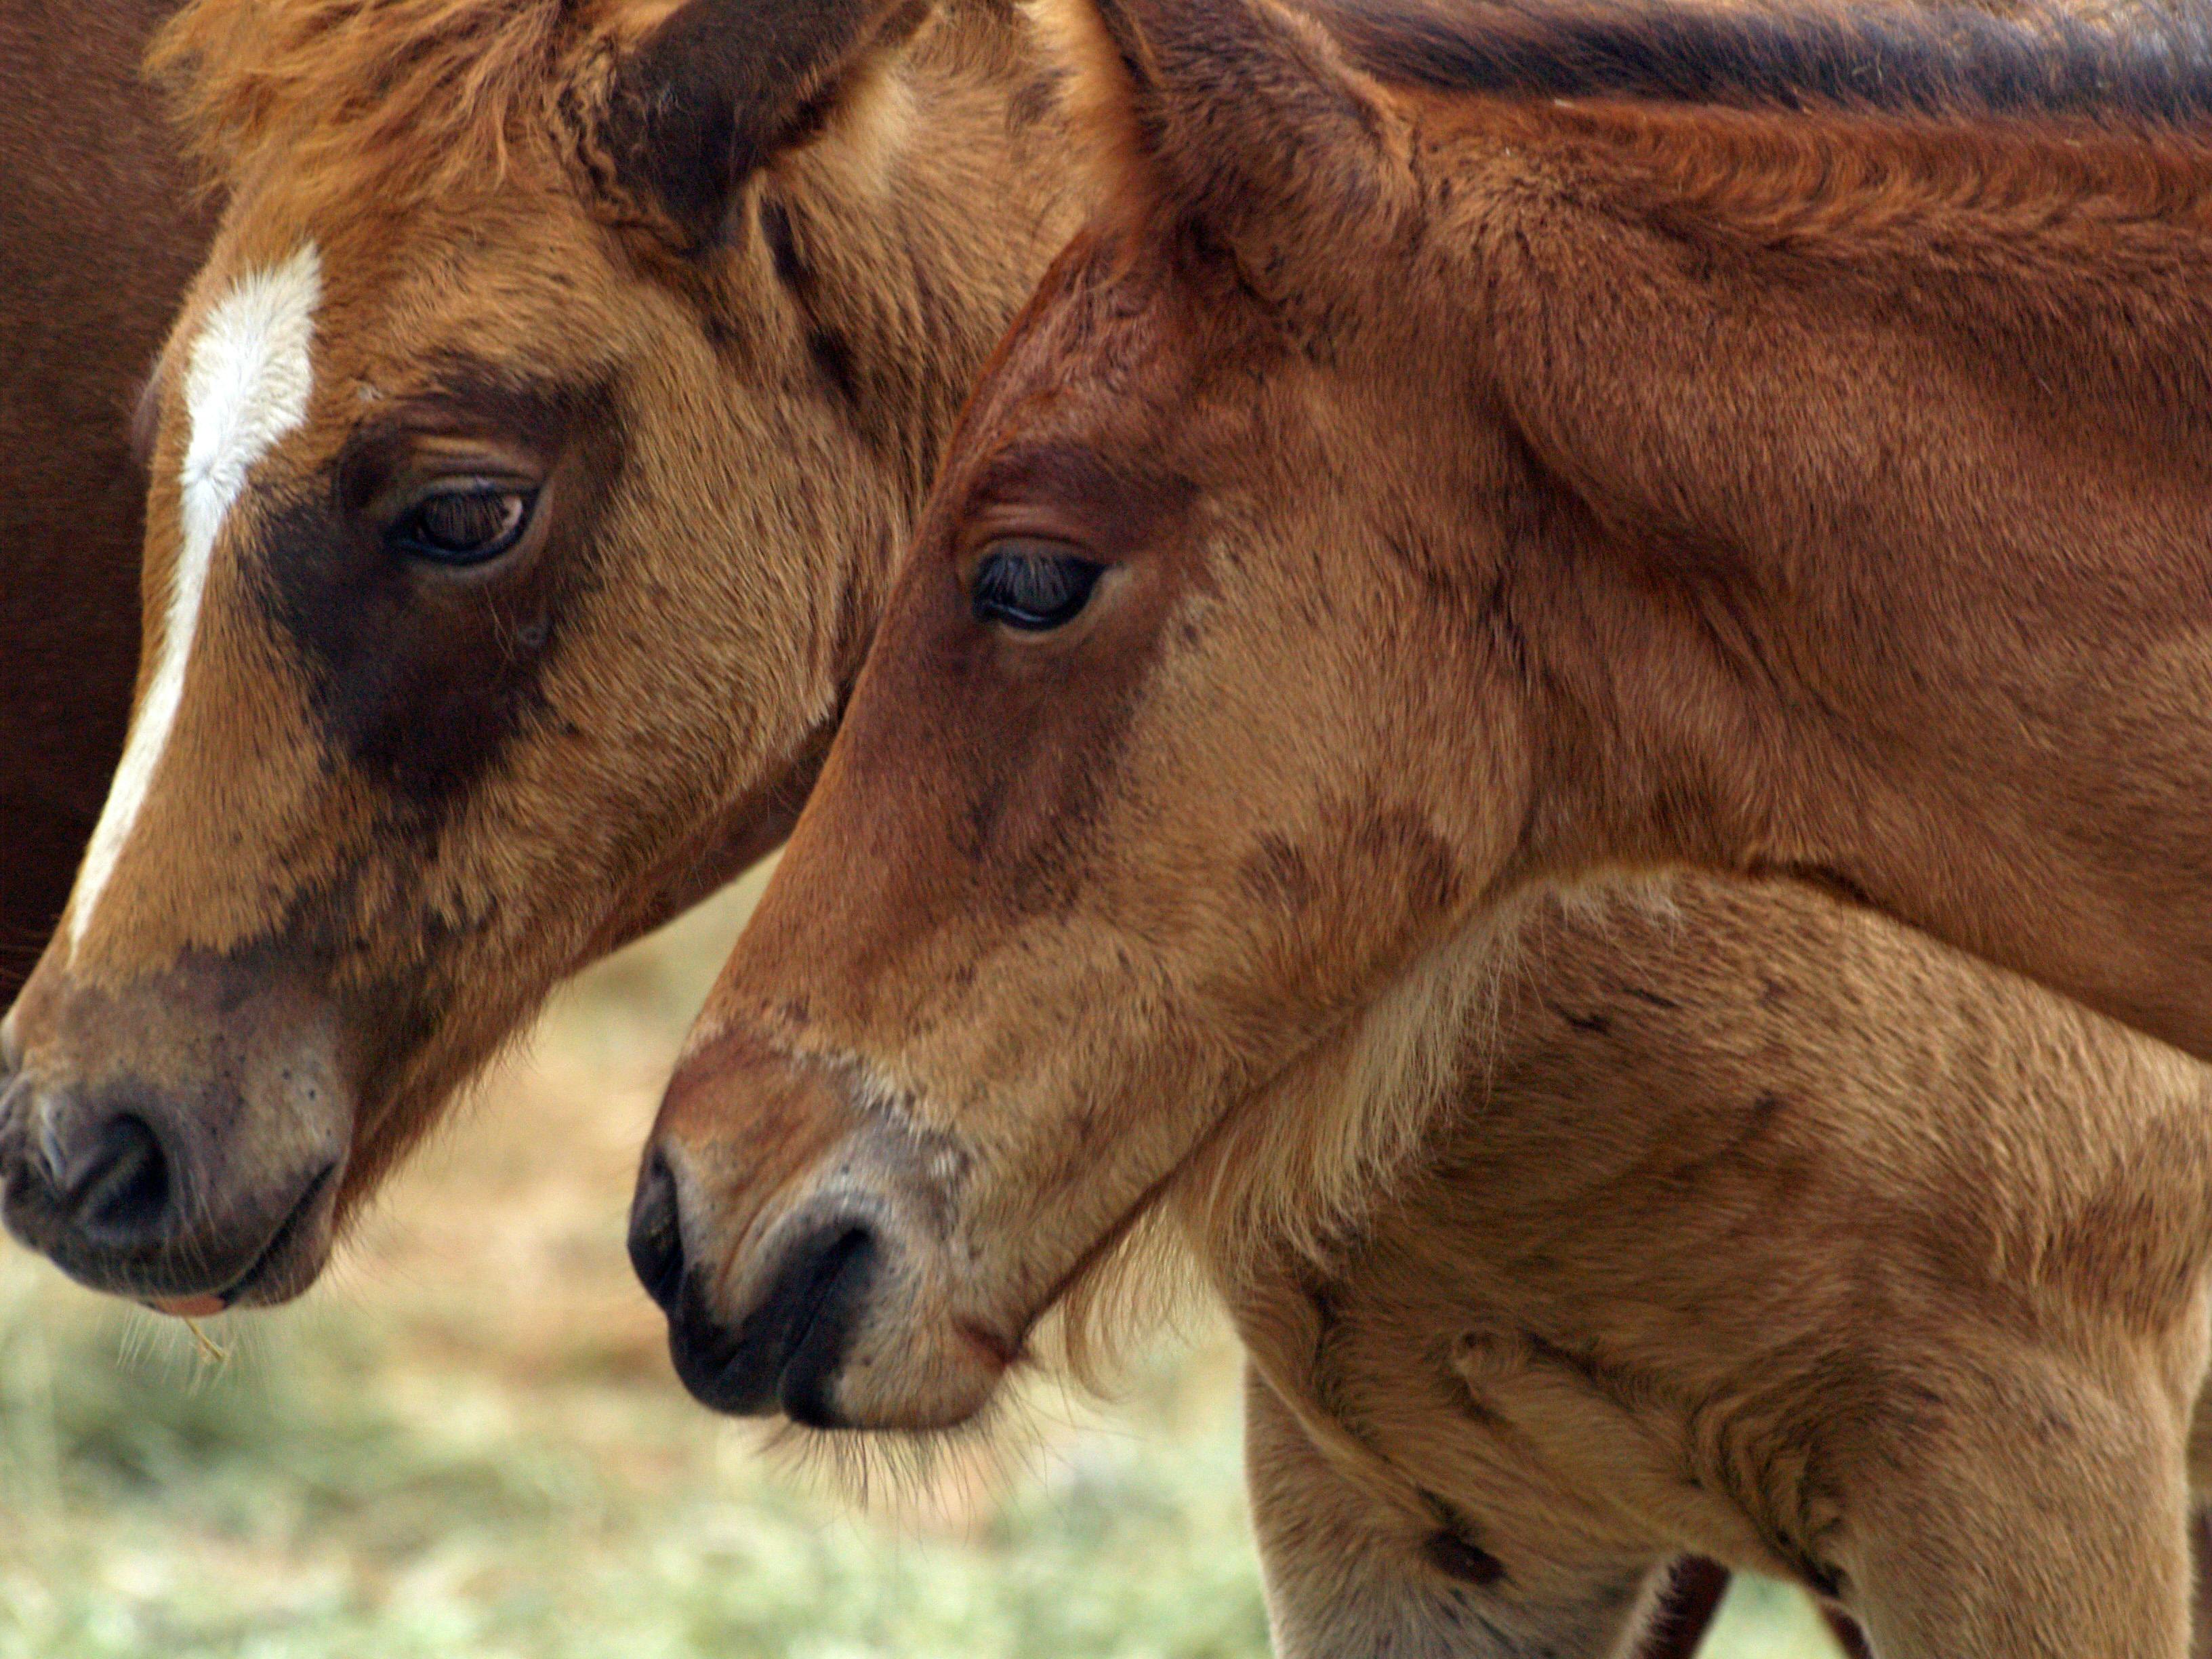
[970,540,1105,632]
[387,487,535,567]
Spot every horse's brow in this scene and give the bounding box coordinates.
[960,441,1129,518]
[956,440,1200,564]
[337,363,615,469]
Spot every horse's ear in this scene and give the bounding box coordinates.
[1043,0,1407,292]
[600,0,928,251]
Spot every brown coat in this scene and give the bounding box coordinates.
[649,0,2212,1650]
[0,0,211,998]
[1234,872,2212,1655]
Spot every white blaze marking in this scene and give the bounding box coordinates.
[69,245,322,953]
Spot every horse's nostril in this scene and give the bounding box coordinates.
[775,1223,879,1429]
[629,1148,687,1315]
[70,1113,173,1243]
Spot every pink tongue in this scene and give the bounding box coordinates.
[152,1294,226,1318]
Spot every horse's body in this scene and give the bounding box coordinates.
[649,0,2212,1650]
[0,0,211,995]
[0,0,2192,1650]
[1235,872,2212,1656]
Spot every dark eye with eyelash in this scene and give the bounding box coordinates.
[387,487,535,567]
[971,539,1105,632]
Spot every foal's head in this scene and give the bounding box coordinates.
[0,0,1061,1310]
[638,0,1539,1429]
[639,0,2212,1428]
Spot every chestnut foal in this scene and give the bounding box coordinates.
[0,0,1075,1309]
[644,0,2212,1651]
[8,0,2196,1647]
[0,3,1786,1647]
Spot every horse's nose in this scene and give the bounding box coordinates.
[628,1145,689,1315]
[30,1090,178,1247]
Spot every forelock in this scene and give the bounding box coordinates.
[148,0,653,214]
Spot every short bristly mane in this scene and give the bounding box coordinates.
[147,0,640,205]
[1320,0,2212,126]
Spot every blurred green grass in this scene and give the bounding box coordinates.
[0,877,1839,1658]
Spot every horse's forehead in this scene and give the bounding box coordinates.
[179,245,324,520]
[70,241,325,954]
[989,249,1193,438]
[230,174,603,326]
[142,237,329,539]
[176,231,595,467]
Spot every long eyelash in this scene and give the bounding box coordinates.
[982,557,1071,611]
[974,548,1102,626]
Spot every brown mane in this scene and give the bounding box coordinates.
[147,0,640,206]
[1322,0,2212,125]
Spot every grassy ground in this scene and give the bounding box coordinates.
[0,876,1839,1658]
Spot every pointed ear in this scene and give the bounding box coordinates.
[600,0,929,251]
[1043,0,1409,286]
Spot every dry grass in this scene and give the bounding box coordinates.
[0,869,1835,1656]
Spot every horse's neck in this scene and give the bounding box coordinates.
[1481,104,2212,1054]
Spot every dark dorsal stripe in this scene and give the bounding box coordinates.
[1320,0,2212,125]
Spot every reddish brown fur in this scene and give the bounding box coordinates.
[1229,876,2212,1656]
[0,0,2186,1643]
[0,0,1076,1307]
[147,0,630,213]
[658,0,2212,1650]
[982,0,2212,1053]
[0,0,213,996]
